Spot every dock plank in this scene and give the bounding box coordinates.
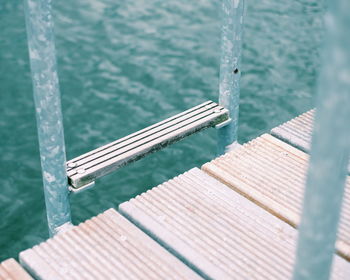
[202,134,350,261]
[119,168,350,279]
[19,209,201,280]
[271,109,315,152]
[0,259,32,280]
[271,109,349,172]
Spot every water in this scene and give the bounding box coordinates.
[0,0,323,259]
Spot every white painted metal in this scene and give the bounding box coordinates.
[202,134,350,261]
[67,101,229,189]
[19,209,202,280]
[119,168,350,279]
[0,259,33,280]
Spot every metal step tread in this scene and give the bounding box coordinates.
[202,133,350,261]
[119,168,350,279]
[19,209,202,280]
[0,258,33,280]
[67,101,229,190]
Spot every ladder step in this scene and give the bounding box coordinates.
[202,134,350,261]
[19,209,202,280]
[67,101,229,189]
[119,168,350,279]
[0,258,33,280]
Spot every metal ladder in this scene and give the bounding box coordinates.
[23,0,350,279]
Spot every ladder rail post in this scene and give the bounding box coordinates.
[293,0,350,279]
[24,0,72,236]
[217,0,245,155]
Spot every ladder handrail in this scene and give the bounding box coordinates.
[292,0,350,279]
[217,0,245,155]
[24,0,72,236]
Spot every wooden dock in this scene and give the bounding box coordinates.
[0,259,32,280]
[119,168,349,279]
[271,109,350,173]
[2,110,350,279]
[19,209,201,280]
[271,109,316,153]
[203,133,350,261]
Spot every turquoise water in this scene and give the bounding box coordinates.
[0,0,322,259]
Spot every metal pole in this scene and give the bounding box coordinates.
[24,0,72,236]
[217,0,245,155]
[293,0,350,279]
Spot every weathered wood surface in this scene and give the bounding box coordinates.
[0,259,32,280]
[271,109,315,152]
[19,209,201,280]
[12,110,350,279]
[271,109,349,172]
[119,168,350,279]
[202,134,350,261]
